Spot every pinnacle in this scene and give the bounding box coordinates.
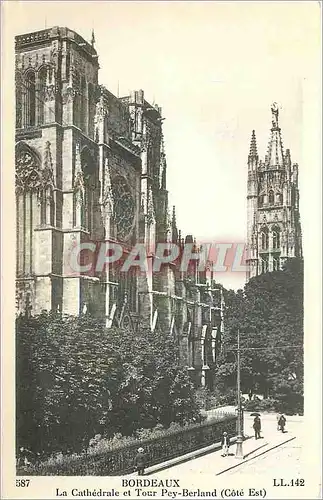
[249,130,258,157]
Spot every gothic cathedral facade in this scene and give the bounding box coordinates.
[15,26,223,388]
[246,103,302,279]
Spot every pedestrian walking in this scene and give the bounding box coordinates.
[134,447,147,476]
[221,431,230,457]
[253,416,261,439]
[278,414,286,433]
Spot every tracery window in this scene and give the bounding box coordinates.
[260,227,269,250]
[16,144,42,277]
[16,67,51,128]
[111,176,135,240]
[268,190,275,205]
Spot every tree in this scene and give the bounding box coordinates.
[215,259,303,413]
[16,313,200,456]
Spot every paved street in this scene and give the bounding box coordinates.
[223,438,303,477]
[154,413,304,478]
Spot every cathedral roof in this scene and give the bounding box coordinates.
[265,102,285,168]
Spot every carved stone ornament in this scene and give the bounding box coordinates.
[101,158,114,217]
[74,143,85,207]
[146,187,155,226]
[141,132,152,153]
[95,99,107,124]
[44,68,57,102]
[42,141,55,190]
[15,145,42,195]
[62,67,76,104]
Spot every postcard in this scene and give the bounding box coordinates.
[1,1,322,499]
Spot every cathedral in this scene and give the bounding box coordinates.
[246,103,302,279]
[15,26,224,388]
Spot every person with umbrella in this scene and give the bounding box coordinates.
[251,413,261,439]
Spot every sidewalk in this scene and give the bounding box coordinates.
[128,430,295,477]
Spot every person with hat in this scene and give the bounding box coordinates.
[221,432,230,457]
[253,416,261,439]
[134,447,147,475]
[278,414,287,433]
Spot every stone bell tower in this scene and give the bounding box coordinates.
[246,103,302,279]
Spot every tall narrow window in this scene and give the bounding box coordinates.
[37,67,47,125]
[81,147,96,234]
[88,82,94,139]
[74,73,81,128]
[268,190,274,205]
[80,77,87,133]
[273,255,280,271]
[260,255,269,274]
[25,71,36,127]
[16,143,42,277]
[16,72,23,128]
[272,227,280,250]
[276,192,283,205]
[261,227,269,250]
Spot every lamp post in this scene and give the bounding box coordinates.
[235,329,244,459]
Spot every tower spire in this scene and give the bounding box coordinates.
[266,102,284,167]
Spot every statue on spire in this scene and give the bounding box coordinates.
[271,102,279,128]
[91,29,96,48]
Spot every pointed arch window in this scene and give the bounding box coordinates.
[16,71,23,128]
[260,227,269,250]
[272,227,281,250]
[25,71,36,127]
[80,77,88,133]
[268,190,275,205]
[16,143,42,277]
[81,147,96,233]
[276,192,283,205]
[37,67,47,125]
[259,195,264,207]
[88,82,94,139]
[73,73,81,128]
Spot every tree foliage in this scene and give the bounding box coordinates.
[215,259,304,413]
[16,314,200,456]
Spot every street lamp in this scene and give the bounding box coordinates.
[235,329,244,459]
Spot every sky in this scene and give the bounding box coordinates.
[4,1,321,289]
